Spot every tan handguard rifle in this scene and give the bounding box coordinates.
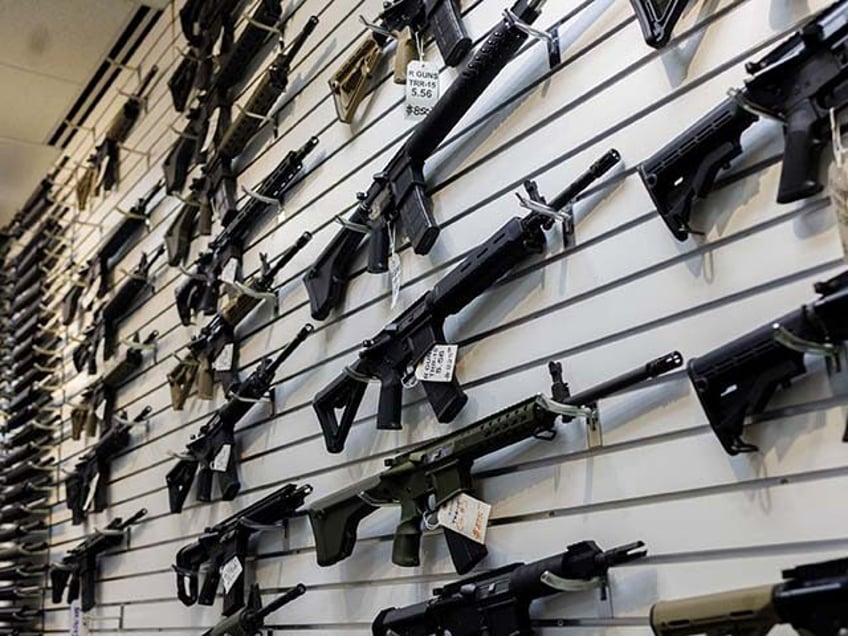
[650,557,848,636]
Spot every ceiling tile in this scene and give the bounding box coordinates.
[0,65,80,144]
[0,0,136,84]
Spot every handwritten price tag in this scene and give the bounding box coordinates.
[70,600,84,635]
[404,60,439,121]
[437,493,490,544]
[829,160,848,264]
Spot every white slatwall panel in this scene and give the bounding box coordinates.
[20,0,846,632]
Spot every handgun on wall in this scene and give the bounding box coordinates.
[651,556,848,635]
[688,271,848,455]
[639,0,848,240]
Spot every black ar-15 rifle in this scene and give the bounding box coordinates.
[50,509,146,611]
[687,270,848,455]
[76,67,158,209]
[313,150,620,453]
[72,246,164,373]
[168,247,307,409]
[164,0,286,193]
[172,483,311,615]
[171,0,283,113]
[639,0,848,240]
[65,406,151,525]
[171,137,318,323]
[330,0,471,123]
[203,583,306,636]
[373,541,646,635]
[166,325,312,513]
[70,330,158,439]
[304,0,551,320]
[164,15,318,233]
[308,351,680,573]
[93,180,162,297]
[168,0,253,112]
[650,556,848,635]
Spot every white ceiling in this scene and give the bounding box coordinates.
[0,0,165,226]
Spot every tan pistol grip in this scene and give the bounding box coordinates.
[393,27,417,84]
[196,359,215,401]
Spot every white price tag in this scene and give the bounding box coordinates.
[70,599,84,636]
[404,60,439,121]
[220,555,243,594]
[82,471,100,512]
[81,283,98,312]
[388,223,402,309]
[94,399,106,422]
[415,344,458,383]
[829,160,848,264]
[215,343,234,372]
[220,258,239,286]
[436,493,490,544]
[389,253,402,309]
[211,444,232,472]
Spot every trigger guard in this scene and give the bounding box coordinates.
[421,511,439,531]
[401,366,418,389]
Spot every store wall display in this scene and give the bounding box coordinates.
[0,0,846,633]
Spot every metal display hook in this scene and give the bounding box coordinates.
[241,184,284,216]
[335,213,369,234]
[62,119,97,145]
[772,322,841,373]
[503,7,561,68]
[228,389,272,404]
[169,122,201,140]
[359,15,394,39]
[105,56,144,84]
[222,279,277,305]
[117,144,152,170]
[244,14,284,37]
[727,87,782,122]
